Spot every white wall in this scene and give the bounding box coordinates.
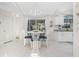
[45,16,54,42]
[73,4,79,56]
[54,15,64,25]
[0,14,25,44]
[73,15,79,56]
[73,3,79,56]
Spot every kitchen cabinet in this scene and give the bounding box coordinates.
[54,31,73,42]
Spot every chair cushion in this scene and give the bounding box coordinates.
[25,36,32,38]
[39,36,47,39]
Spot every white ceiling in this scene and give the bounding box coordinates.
[0,2,73,17]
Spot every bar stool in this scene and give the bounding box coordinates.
[31,32,40,49]
[39,36,47,48]
[24,36,32,46]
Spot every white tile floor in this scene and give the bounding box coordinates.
[0,39,73,57]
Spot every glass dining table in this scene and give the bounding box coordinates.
[27,31,45,57]
[27,31,45,49]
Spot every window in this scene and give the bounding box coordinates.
[64,15,73,24]
[27,19,46,32]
